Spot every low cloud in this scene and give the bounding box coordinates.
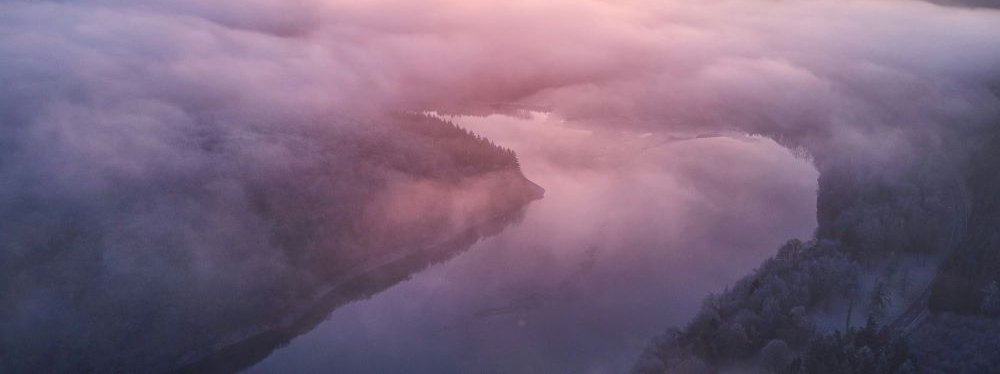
[2,0,1000,371]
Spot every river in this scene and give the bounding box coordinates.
[243,113,818,374]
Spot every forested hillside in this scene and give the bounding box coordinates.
[0,113,542,373]
[634,115,1000,373]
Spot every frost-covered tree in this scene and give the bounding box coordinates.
[793,321,916,374]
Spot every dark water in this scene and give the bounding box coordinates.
[243,114,818,374]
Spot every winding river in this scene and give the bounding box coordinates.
[244,114,819,374]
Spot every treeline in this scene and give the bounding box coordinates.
[391,113,520,176]
[815,158,961,259]
[633,239,927,374]
[634,239,863,373]
[785,320,916,374]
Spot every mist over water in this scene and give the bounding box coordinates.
[4,0,1000,372]
[245,114,817,374]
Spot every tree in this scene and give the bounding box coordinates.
[714,322,751,359]
[799,321,916,374]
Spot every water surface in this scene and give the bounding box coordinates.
[245,114,818,374]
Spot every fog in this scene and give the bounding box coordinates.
[3,0,1000,372]
[5,0,999,223]
[246,113,817,374]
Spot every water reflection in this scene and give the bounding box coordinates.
[175,206,531,374]
[244,114,818,374]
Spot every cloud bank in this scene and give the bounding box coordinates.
[2,0,1000,371]
[5,0,1000,154]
